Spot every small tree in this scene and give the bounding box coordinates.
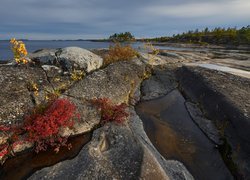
[109,32,135,42]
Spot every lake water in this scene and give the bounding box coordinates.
[0,40,114,61]
[0,40,191,61]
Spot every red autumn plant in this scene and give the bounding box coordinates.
[0,98,77,160]
[91,98,129,124]
[24,98,77,153]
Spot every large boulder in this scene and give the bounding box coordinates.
[29,47,104,73]
[57,47,103,73]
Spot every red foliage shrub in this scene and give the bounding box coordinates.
[0,98,77,160]
[91,98,129,124]
[24,98,77,153]
[0,144,8,158]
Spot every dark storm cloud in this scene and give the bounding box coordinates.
[1,0,249,39]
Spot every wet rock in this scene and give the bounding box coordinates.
[135,90,233,180]
[65,60,146,104]
[57,47,103,73]
[128,108,194,180]
[185,101,222,145]
[177,66,250,178]
[141,67,178,100]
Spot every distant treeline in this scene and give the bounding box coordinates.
[109,32,135,42]
[147,26,250,45]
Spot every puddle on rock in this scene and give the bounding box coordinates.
[0,133,91,180]
[136,90,233,180]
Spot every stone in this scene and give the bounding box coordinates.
[65,60,146,104]
[139,52,167,66]
[185,101,222,145]
[141,67,178,100]
[29,49,58,65]
[29,108,193,180]
[57,47,103,73]
[59,96,100,137]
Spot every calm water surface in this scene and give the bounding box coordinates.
[0,40,199,61]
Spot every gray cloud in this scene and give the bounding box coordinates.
[0,0,249,39]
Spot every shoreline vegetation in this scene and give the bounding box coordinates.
[1,25,249,46]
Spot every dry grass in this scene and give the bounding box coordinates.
[103,43,138,66]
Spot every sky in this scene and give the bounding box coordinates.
[1,0,250,40]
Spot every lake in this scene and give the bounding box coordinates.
[0,40,190,61]
[0,40,115,61]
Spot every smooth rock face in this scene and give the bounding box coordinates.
[139,52,168,66]
[29,49,58,65]
[57,47,103,73]
[177,66,250,178]
[185,102,222,145]
[141,67,178,100]
[128,108,194,180]
[29,47,103,73]
[29,109,193,180]
[66,60,146,104]
[59,96,100,137]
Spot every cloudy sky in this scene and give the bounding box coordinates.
[1,0,250,40]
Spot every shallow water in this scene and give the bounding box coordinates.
[0,133,91,180]
[135,90,233,180]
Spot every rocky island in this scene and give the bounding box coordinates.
[0,43,249,180]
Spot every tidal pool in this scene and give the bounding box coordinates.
[135,90,233,180]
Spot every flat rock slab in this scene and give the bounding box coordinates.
[141,67,178,100]
[65,60,146,104]
[0,65,49,125]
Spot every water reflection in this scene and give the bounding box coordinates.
[136,90,233,180]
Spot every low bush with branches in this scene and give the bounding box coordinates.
[0,98,78,161]
[91,98,129,125]
[103,43,138,66]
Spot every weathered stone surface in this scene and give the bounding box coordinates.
[29,49,58,65]
[59,96,100,137]
[139,52,168,66]
[141,67,178,100]
[57,47,103,73]
[0,64,100,162]
[65,60,146,104]
[0,65,49,125]
[159,51,185,60]
[177,66,250,178]
[29,108,193,180]
[185,101,222,145]
[29,47,104,73]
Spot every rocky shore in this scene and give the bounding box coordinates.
[0,45,249,179]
